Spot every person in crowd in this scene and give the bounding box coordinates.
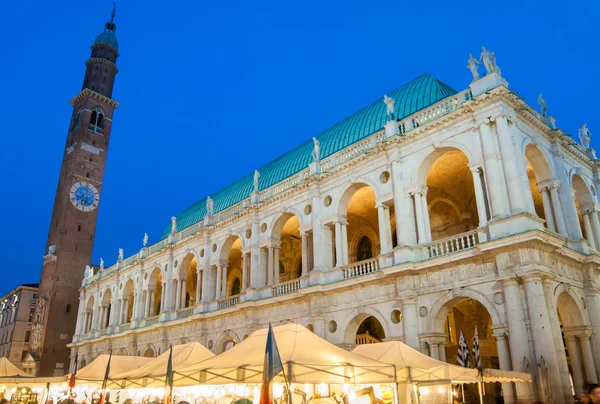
[587,384,600,403]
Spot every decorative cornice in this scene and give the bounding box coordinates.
[69,88,120,109]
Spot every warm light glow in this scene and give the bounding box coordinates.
[437,387,446,394]
[343,384,350,393]
[316,382,328,397]
[453,390,458,397]
[273,382,284,399]
[349,390,357,402]
[304,384,312,395]
[420,387,429,395]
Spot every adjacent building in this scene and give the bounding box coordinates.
[0,284,39,373]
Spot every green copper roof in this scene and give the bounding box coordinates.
[160,73,457,240]
[95,21,119,49]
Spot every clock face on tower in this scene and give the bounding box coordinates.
[69,181,100,212]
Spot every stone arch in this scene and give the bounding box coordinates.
[341,306,391,345]
[122,279,135,323]
[415,144,475,186]
[555,287,588,328]
[213,330,240,354]
[79,356,88,369]
[572,174,595,208]
[146,267,163,316]
[115,348,128,356]
[428,196,462,219]
[347,225,378,262]
[143,345,157,358]
[426,289,502,334]
[337,180,381,215]
[218,234,244,261]
[178,252,198,307]
[270,211,303,282]
[572,174,597,247]
[270,211,302,242]
[226,267,243,297]
[100,288,112,329]
[524,142,554,183]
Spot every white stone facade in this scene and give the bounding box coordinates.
[70,73,600,403]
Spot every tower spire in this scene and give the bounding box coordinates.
[111,2,116,22]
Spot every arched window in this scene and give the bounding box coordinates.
[89,108,104,134]
[70,110,83,133]
[357,237,373,261]
[231,278,241,296]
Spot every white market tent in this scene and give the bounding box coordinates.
[0,357,30,377]
[176,323,396,385]
[108,342,215,388]
[75,354,153,386]
[353,341,532,384]
[0,357,66,386]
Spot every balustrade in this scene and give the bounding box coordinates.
[176,307,194,319]
[355,333,380,345]
[426,230,478,258]
[145,316,159,326]
[218,295,240,310]
[343,258,380,279]
[272,279,300,297]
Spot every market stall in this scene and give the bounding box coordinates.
[0,358,67,404]
[74,354,154,385]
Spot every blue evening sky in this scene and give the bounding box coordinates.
[1,0,598,296]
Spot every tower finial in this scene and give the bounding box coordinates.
[111,2,116,22]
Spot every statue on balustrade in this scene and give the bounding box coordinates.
[143,233,148,247]
[100,258,104,271]
[479,46,500,76]
[537,94,548,116]
[206,196,214,216]
[171,216,177,235]
[254,170,261,193]
[84,265,93,279]
[118,248,124,261]
[383,95,395,120]
[579,123,592,149]
[467,53,480,81]
[311,137,321,162]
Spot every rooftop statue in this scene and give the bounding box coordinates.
[311,137,321,162]
[467,53,480,81]
[254,170,261,193]
[171,216,177,235]
[84,265,93,279]
[579,124,592,149]
[100,258,104,271]
[537,94,548,117]
[143,233,148,247]
[383,95,395,120]
[479,46,500,76]
[206,196,214,216]
[490,52,501,76]
[118,248,124,261]
[47,245,56,255]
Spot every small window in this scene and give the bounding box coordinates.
[85,173,89,178]
[77,225,81,232]
[75,245,78,251]
[24,331,30,342]
[65,304,71,313]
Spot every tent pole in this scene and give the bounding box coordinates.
[461,384,465,403]
[477,381,484,404]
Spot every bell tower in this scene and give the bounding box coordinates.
[30,5,120,376]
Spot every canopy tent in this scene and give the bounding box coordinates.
[108,342,215,388]
[0,357,30,377]
[176,323,396,385]
[353,341,479,384]
[0,358,67,386]
[74,354,153,385]
[353,341,532,384]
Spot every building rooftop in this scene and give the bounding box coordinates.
[160,73,457,239]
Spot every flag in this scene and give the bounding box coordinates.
[457,329,470,368]
[472,327,482,370]
[99,351,112,404]
[164,344,174,404]
[69,352,78,390]
[260,323,284,404]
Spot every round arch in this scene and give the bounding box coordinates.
[115,348,128,356]
[572,174,595,209]
[426,289,502,334]
[337,181,381,215]
[524,143,554,183]
[143,345,157,358]
[415,145,475,186]
[226,268,243,296]
[347,225,378,262]
[270,211,304,242]
[428,197,462,219]
[555,286,588,328]
[213,330,240,354]
[218,234,244,262]
[341,306,391,345]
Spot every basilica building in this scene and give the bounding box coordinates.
[68,37,600,403]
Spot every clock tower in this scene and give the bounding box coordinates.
[30,6,120,376]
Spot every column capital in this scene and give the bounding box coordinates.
[563,325,594,338]
[469,165,483,174]
[490,323,509,338]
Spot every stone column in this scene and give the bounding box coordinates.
[102,306,108,328]
[428,342,440,359]
[335,220,344,267]
[438,344,446,363]
[215,265,222,300]
[579,331,598,383]
[591,211,600,249]
[401,298,420,350]
[492,330,516,404]
[495,115,532,213]
[195,270,201,304]
[273,247,280,284]
[83,312,89,333]
[322,224,334,269]
[124,298,130,323]
[241,252,248,291]
[181,279,187,308]
[148,290,155,316]
[201,263,211,302]
[389,152,417,246]
[413,188,431,244]
[75,297,85,335]
[160,284,165,312]
[583,211,596,250]
[478,121,510,217]
[301,231,309,276]
[549,183,568,236]
[539,187,556,231]
[564,335,585,396]
[221,265,228,297]
[341,220,349,264]
[585,289,600,369]
[250,217,261,288]
[523,274,563,402]
[310,184,327,271]
[267,245,274,285]
[174,279,181,310]
[259,247,268,287]
[377,204,393,254]
[502,279,534,402]
[470,166,489,226]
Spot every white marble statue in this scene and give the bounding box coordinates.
[84,265,93,279]
[579,124,592,149]
[479,46,496,75]
[311,137,321,162]
[467,53,480,81]
[254,170,260,192]
[490,52,501,76]
[143,233,148,247]
[47,245,56,255]
[118,248,124,261]
[537,94,548,117]
[206,196,214,216]
[171,216,177,235]
[99,258,104,271]
[383,95,395,119]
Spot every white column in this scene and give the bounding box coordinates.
[413,189,431,244]
[310,184,326,271]
[174,279,181,310]
[195,270,201,304]
[502,280,533,402]
[322,224,334,269]
[273,247,280,284]
[549,183,568,236]
[377,204,393,254]
[579,333,598,383]
[215,265,222,300]
[124,299,130,323]
[83,312,89,333]
[539,187,556,231]
[585,289,600,370]
[437,343,446,362]
[201,264,211,302]
[301,232,308,276]
[583,211,596,249]
[181,279,187,308]
[241,253,248,291]
[389,154,417,245]
[401,298,420,350]
[250,219,261,288]
[341,220,349,265]
[335,221,344,267]
[147,290,154,316]
[160,284,165,312]
[267,245,274,285]
[493,332,516,404]
[102,306,108,329]
[164,257,175,312]
[478,122,510,217]
[428,342,439,360]
[221,265,228,297]
[470,166,489,226]
[591,211,600,249]
[564,335,585,396]
[117,300,123,324]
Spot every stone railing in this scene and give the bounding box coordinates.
[343,258,380,279]
[176,307,194,319]
[119,323,131,331]
[410,91,467,128]
[123,255,138,267]
[272,279,301,297]
[267,169,310,198]
[426,230,478,258]
[145,315,159,326]
[356,333,380,345]
[148,239,168,256]
[218,199,248,222]
[98,329,107,337]
[217,295,240,310]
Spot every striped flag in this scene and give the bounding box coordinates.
[99,351,112,404]
[260,323,284,404]
[457,329,470,368]
[164,344,174,404]
[472,327,482,370]
[69,352,78,390]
